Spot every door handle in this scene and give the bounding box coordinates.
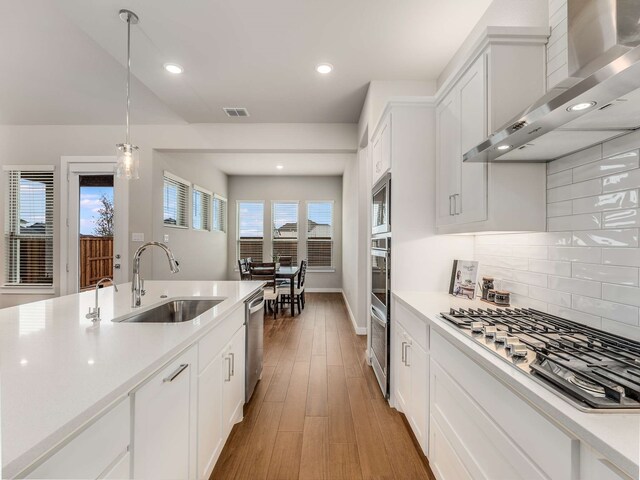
[224,356,232,382]
[163,364,189,383]
[401,341,407,364]
[404,344,411,367]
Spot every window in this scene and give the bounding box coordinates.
[272,201,298,264]
[163,171,190,228]
[4,167,54,287]
[307,201,333,269]
[237,201,264,262]
[213,194,227,233]
[192,185,212,231]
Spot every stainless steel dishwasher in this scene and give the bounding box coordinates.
[245,289,264,402]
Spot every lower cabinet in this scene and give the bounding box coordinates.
[392,300,429,454]
[132,345,198,480]
[222,326,246,437]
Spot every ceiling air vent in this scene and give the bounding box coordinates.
[223,107,250,118]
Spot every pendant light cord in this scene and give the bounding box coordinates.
[126,12,131,145]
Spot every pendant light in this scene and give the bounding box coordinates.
[116,9,140,180]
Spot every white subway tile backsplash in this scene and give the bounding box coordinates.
[572,190,638,214]
[572,263,639,286]
[572,295,639,325]
[548,246,601,263]
[548,213,600,231]
[602,208,640,229]
[602,248,640,267]
[548,276,601,298]
[528,286,571,307]
[547,201,572,218]
[602,170,640,193]
[474,136,640,340]
[547,178,601,202]
[547,169,572,189]
[573,151,639,182]
[529,259,571,276]
[572,229,639,247]
[602,283,640,307]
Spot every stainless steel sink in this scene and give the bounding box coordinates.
[114,299,222,323]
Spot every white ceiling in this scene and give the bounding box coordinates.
[163,152,352,176]
[1,0,493,125]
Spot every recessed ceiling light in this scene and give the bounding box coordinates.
[164,63,184,74]
[276,165,284,170]
[567,101,596,112]
[316,63,333,74]
[496,145,512,151]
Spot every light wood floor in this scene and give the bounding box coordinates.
[211,293,435,480]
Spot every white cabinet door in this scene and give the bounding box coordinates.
[197,351,224,480]
[580,444,633,480]
[457,54,488,225]
[133,346,197,480]
[394,326,411,413]
[222,326,246,436]
[435,90,460,227]
[372,115,391,186]
[407,340,428,453]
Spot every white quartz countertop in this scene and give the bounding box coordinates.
[0,280,263,478]
[393,291,640,479]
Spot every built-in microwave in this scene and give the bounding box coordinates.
[372,173,391,235]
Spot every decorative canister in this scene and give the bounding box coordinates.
[481,277,494,300]
[487,289,496,303]
[495,290,511,306]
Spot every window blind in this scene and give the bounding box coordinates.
[4,168,55,286]
[163,171,190,228]
[238,201,264,262]
[213,195,227,233]
[272,201,298,264]
[307,201,333,269]
[192,185,212,231]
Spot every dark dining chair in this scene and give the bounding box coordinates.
[249,262,280,318]
[237,258,251,280]
[279,260,307,315]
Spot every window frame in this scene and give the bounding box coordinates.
[236,200,265,264]
[213,194,228,233]
[163,171,190,229]
[306,200,334,271]
[271,200,299,265]
[192,184,212,232]
[2,165,56,293]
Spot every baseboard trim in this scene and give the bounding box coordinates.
[305,288,342,293]
[341,290,367,335]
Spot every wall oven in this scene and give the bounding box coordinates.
[372,173,391,235]
[370,235,390,397]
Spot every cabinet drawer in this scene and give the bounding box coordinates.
[431,332,577,479]
[25,398,130,479]
[198,304,244,373]
[393,299,429,351]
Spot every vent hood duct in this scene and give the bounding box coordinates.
[465,0,640,163]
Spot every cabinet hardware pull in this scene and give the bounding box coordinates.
[401,341,407,363]
[163,364,189,383]
[449,195,454,216]
[230,352,235,376]
[456,193,462,215]
[225,356,232,382]
[405,344,411,367]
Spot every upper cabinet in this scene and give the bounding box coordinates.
[372,113,392,186]
[436,29,549,234]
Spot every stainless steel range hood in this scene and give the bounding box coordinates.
[465,0,640,163]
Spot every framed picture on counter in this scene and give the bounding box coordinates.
[449,260,479,300]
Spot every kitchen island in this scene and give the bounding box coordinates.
[0,280,263,479]
[392,291,640,480]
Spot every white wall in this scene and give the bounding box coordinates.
[0,123,357,308]
[151,152,228,281]
[342,153,360,325]
[476,130,640,341]
[226,174,345,290]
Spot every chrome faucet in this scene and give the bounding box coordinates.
[86,277,119,322]
[132,242,180,308]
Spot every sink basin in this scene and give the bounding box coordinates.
[115,299,222,323]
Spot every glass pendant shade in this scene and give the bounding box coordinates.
[116,143,140,180]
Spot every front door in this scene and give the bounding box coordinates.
[65,161,128,292]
